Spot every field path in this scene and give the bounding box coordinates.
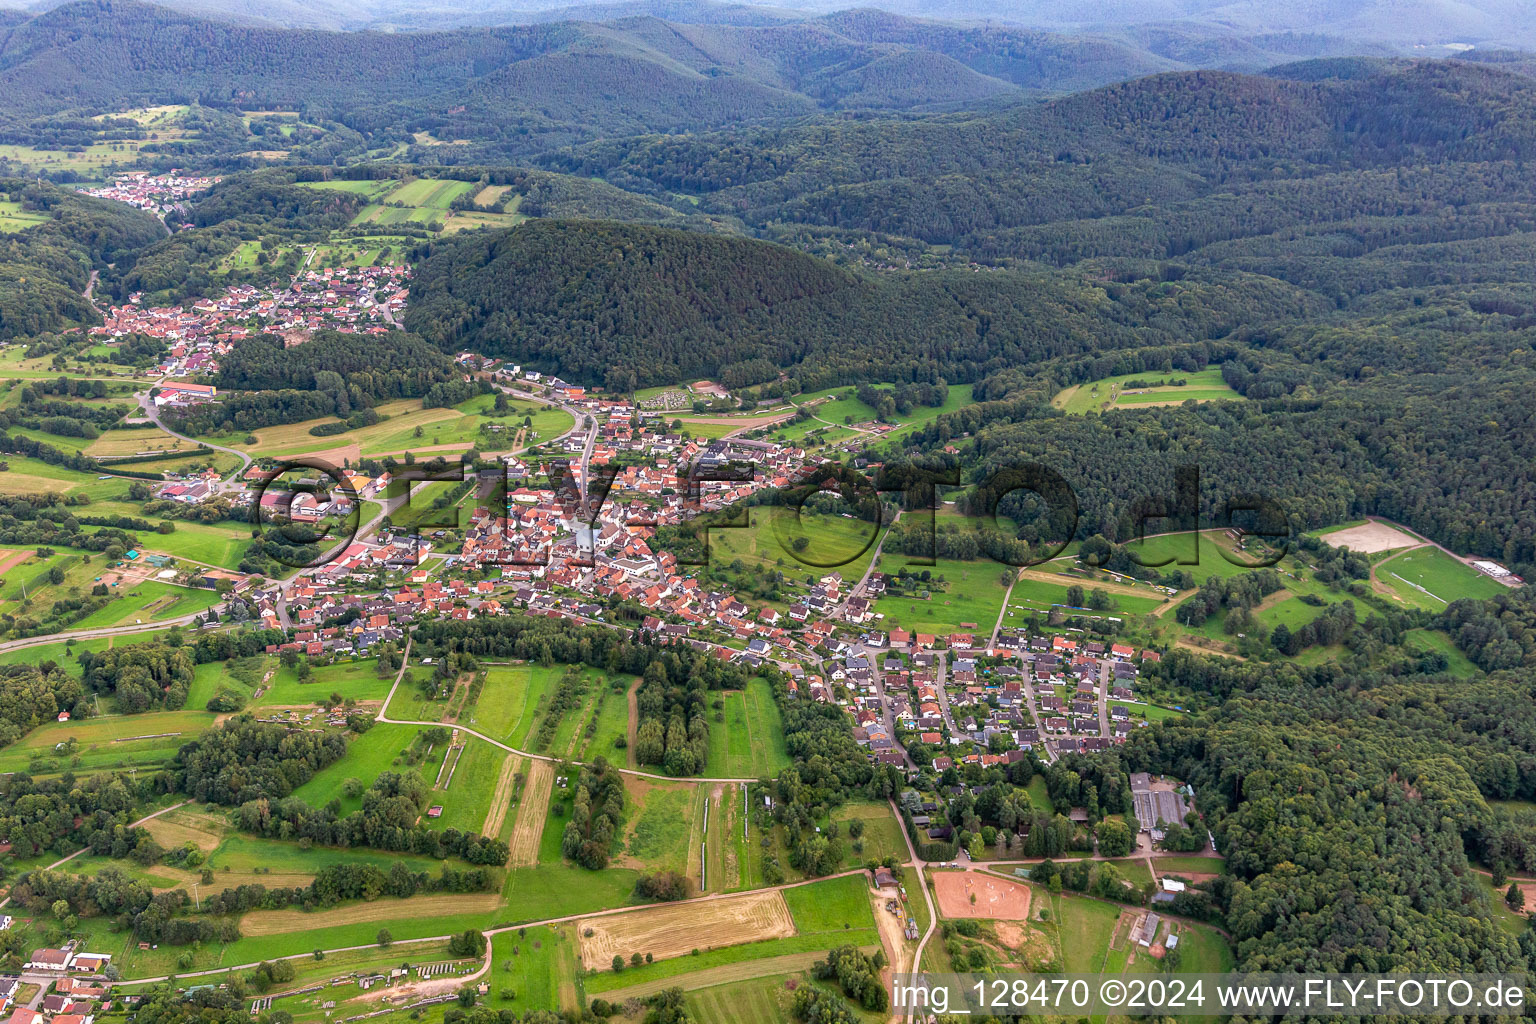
[0,800,190,908]
[482,753,522,838]
[507,759,554,867]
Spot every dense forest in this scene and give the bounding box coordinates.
[405,219,1305,390]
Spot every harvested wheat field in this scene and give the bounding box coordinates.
[241,893,500,936]
[933,871,1032,919]
[482,753,522,838]
[1320,521,1420,554]
[507,758,553,867]
[576,890,794,969]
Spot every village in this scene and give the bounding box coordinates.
[204,366,1164,786]
[90,261,411,381]
[78,171,220,219]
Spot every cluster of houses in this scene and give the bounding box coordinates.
[1,973,109,1024]
[89,263,409,382]
[830,630,1162,769]
[1,944,114,1022]
[22,949,111,975]
[79,171,219,217]
[274,263,409,336]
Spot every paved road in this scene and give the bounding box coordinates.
[893,797,937,1000]
[136,386,253,475]
[0,614,212,654]
[833,509,900,620]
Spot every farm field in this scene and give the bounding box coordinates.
[622,778,700,875]
[424,735,505,833]
[0,709,215,774]
[257,657,396,706]
[584,874,880,995]
[704,677,791,777]
[575,890,795,969]
[494,924,579,1015]
[1053,368,1242,414]
[1002,572,1172,626]
[295,178,399,200]
[499,776,642,922]
[205,393,568,464]
[67,580,222,630]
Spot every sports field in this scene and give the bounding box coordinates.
[1376,547,1507,609]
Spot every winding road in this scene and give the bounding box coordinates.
[135,384,253,475]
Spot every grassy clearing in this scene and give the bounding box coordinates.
[1049,892,1120,972]
[1401,628,1481,677]
[257,657,396,707]
[871,555,1011,635]
[493,924,579,1014]
[704,678,791,777]
[1053,369,1241,415]
[427,736,504,833]
[623,779,699,874]
[292,723,422,813]
[0,201,50,232]
[830,801,907,866]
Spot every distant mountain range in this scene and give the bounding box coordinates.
[4,0,1533,50]
[0,0,1433,132]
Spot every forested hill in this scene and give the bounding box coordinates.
[402,219,1322,389]
[0,178,166,340]
[0,0,1454,161]
[0,0,1159,123]
[551,58,1536,252]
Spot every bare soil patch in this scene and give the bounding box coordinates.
[241,893,499,936]
[1321,522,1421,554]
[933,871,1032,919]
[481,753,521,838]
